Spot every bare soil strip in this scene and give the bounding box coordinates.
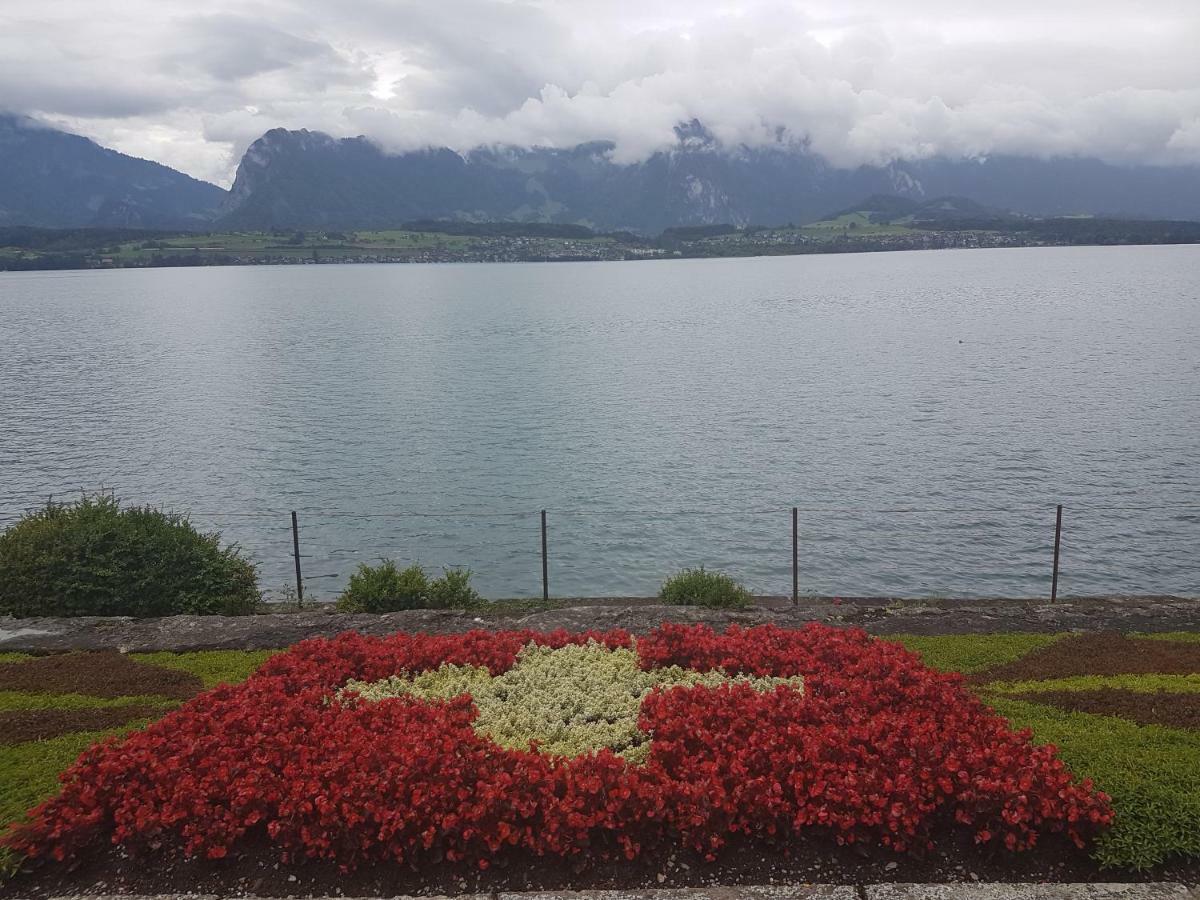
[1006,688,1200,730]
[0,651,201,699]
[4,831,1198,899]
[974,633,1200,683]
[0,704,167,745]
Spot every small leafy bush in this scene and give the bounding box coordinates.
[336,560,428,612]
[427,568,482,609]
[659,566,751,608]
[336,561,482,612]
[0,495,259,618]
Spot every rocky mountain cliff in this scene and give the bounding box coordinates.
[0,114,226,229]
[5,115,1200,233]
[219,123,1200,233]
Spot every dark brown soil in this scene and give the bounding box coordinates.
[975,632,1200,683]
[1008,688,1200,730]
[0,652,201,699]
[0,704,170,746]
[3,829,1198,898]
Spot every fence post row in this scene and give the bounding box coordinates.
[540,509,549,602]
[291,511,304,604]
[283,500,1072,604]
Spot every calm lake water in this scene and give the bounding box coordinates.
[1,246,1198,600]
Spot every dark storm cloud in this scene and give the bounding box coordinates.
[167,15,355,83]
[2,0,1198,185]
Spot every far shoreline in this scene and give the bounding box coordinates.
[4,235,1200,275]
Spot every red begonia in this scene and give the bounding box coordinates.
[3,624,1111,870]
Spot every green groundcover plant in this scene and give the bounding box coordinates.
[335,559,482,612]
[658,566,751,608]
[986,696,1200,869]
[0,494,260,618]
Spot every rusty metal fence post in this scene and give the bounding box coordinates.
[792,506,799,605]
[1051,504,1063,602]
[291,511,304,604]
[540,509,549,601]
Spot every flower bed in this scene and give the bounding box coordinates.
[3,624,1112,874]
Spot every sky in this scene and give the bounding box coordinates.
[3,0,1200,187]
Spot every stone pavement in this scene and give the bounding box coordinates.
[23,884,1199,899]
[2,595,1199,653]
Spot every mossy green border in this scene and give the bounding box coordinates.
[0,691,179,712]
[131,649,279,688]
[0,720,155,832]
[986,674,1200,695]
[0,647,280,878]
[1132,632,1200,644]
[989,696,1200,869]
[884,633,1063,673]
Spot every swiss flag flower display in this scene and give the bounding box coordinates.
[4,624,1111,871]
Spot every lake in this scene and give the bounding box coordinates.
[1,246,1198,600]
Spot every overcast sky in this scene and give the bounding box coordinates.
[3,0,1199,186]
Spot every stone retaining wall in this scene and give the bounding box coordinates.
[1,595,1197,653]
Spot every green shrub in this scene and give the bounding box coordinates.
[428,568,483,609]
[336,560,428,612]
[336,561,484,612]
[658,566,751,609]
[0,495,260,618]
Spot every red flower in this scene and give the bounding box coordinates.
[2,624,1112,870]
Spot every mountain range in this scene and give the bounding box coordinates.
[4,113,1200,234]
[0,115,225,229]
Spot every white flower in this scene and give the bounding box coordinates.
[340,640,803,762]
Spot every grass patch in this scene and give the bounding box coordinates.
[987,674,1200,695]
[0,722,154,832]
[1134,632,1200,644]
[988,696,1200,869]
[0,649,277,875]
[885,633,1063,673]
[131,650,278,688]
[0,691,178,712]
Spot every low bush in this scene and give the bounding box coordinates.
[427,568,483,609]
[336,560,428,612]
[659,567,750,608]
[0,495,259,618]
[4,624,1112,871]
[336,561,482,612]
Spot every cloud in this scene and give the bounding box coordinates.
[2,0,1199,186]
